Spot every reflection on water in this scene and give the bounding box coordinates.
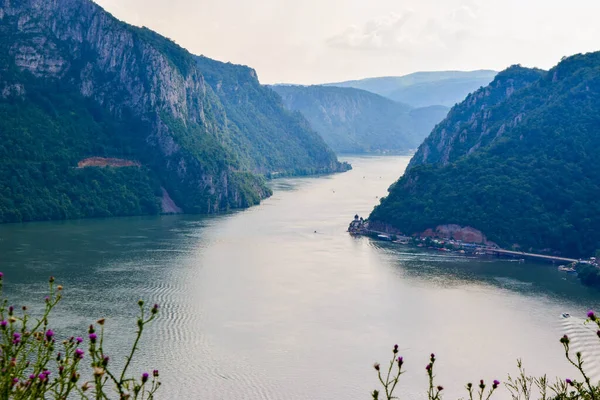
[1,155,600,399]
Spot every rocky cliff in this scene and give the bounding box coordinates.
[0,0,347,223]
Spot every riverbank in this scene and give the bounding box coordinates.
[349,215,600,289]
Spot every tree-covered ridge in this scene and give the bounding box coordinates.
[369,52,600,258]
[270,85,449,154]
[0,0,347,224]
[408,65,546,168]
[195,56,349,174]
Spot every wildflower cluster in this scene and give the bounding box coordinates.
[373,309,600,399]
[0,273,161,399]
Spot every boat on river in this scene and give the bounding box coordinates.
[558,265,577,273]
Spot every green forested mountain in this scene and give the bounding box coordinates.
[325,70,497,107]
[369,54,600,257]
[0,0,347,223]
[271,85,449,154]
[195,56,344,174]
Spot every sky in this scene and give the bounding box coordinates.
[95,0,600,85]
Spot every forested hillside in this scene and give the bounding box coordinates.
[195,56,344,174]
[0,0,348,223]
[271,85,449,154]
[369,54,600,257]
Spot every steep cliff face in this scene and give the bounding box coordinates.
[408,66,545,168]
[0,0,346,223]
[270,85,449,154]
[370,53,600,257]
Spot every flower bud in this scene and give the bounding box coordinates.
[373,363,380,371]
[141,372,149,383]
[49,276,55,283]
[96,318,105,326]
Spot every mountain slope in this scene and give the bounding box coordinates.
[408,66,546,168]
[271,85,449,154]
[195,56,345,175]
[0,0,347,223]
[369,54,600,257]
[326,70,497,107]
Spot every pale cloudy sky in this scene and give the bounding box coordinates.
[95,0,600,84]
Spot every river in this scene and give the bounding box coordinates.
[1,155,600,399]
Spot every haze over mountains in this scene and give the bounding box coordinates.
[325,70,497,108]
[370,54,600,257]
[271,85,449,154]
[272,70,496,154]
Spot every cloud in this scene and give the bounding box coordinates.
[326,12,413,51]
[326,4,480,53]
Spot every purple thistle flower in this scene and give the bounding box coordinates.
[153,369,159,377]
[29,374,35,380]
[588,310,597,320]
[75,348,84,359]
[141,372,149,383]
[76,336,83,344]
[45,329,54,341]
[12,377,18,384]
[0,320,6,328]
[8,306,13,314]
[493,379,500,389]
[397,356,403,366]
[44,296,49,303]
[426,363,432,371]
[0,272,4,279]
[566,378,574,386]
[89,333,97,343]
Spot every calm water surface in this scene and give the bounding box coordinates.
[1,155,600,399]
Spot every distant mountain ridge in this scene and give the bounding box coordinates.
[325,70,497,107]
[369,54,600,257]
[0,0,348,223]
[271,85,449,154]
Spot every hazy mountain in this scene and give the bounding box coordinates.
[0,0,348,223]
[271,85,449,154]
[369,54,600,257]
[325,70,497,107]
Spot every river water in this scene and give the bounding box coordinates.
[1,155,600,399]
